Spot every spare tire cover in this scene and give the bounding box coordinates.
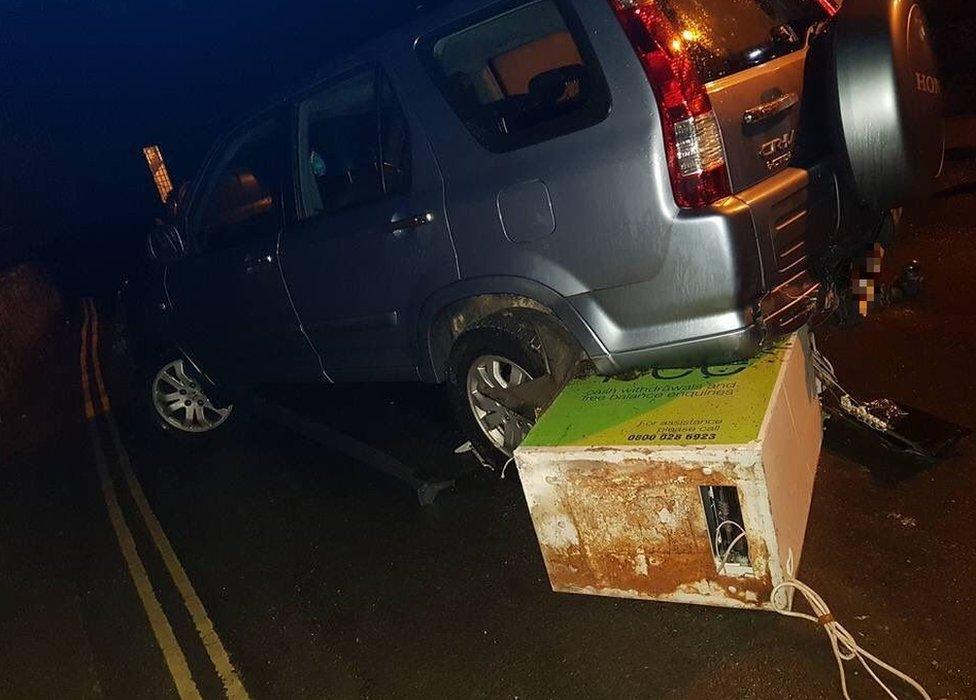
[832,0,944,209]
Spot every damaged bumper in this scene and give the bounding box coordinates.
[571,163,855,373]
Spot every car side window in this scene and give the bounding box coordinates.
[195,118,285,252]
[296,68,411,218]
[418,0,610,153]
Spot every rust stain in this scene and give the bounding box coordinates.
[528,458,772,607]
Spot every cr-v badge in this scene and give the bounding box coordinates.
[759,129,796,171]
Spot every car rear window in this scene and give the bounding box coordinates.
[418,0,610,152]
[659,0,828,82]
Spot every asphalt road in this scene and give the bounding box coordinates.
[4,153,976,699]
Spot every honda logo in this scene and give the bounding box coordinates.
[915,72,941,95]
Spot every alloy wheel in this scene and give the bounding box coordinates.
[152,359,233,434]
[466,354,535,456]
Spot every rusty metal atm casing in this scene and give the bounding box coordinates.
[514,332,822,610]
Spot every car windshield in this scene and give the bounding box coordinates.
[659,0,828,82]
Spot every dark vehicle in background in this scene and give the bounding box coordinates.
[126,0,943,464]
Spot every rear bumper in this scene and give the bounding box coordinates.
[581,280,822,374]
[589,323,765,374]
[577,278,822,374]
[570,165,845,373]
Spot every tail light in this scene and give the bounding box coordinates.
[609,0,731,209]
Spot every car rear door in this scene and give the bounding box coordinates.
[656,0,838,296]
[279,64,457,381]
[165,112,325,385]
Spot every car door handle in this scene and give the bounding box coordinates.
[387,212,434,235]
[243,253,275,275]
[743,92,798,125]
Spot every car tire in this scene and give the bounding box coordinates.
[447,310,580,469]
[830,0,944,209]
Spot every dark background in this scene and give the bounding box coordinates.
[0,1,430,292]
[1,0,973,293]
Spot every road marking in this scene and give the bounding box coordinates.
[80,300,202,700]
[80,301,95,420]
[85,299,251,699]
[88,298,111,414]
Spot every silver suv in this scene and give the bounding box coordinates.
[137,0,943,463]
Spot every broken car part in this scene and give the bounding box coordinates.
[233,389,455,506]
[812,344,970,459]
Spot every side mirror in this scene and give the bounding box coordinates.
[147,223,186,263]
[164,181,191,223]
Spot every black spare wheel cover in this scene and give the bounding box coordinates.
[832,0,944,209]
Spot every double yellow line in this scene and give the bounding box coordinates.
[79,298,249,700]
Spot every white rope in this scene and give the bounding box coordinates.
[715,514,930,699]
[500,456,515,480]
[716,531,748,574]
[770,576,931,700]
[713,520,747,575]
[771,338,928,697]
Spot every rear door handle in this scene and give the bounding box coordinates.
[743,92,798,125]
[387,212,434,235]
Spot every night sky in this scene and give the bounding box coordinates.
[0,1,427,290]
[1,0,972,291]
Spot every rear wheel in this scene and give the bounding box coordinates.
[447,311,580,468]
[466,353,537,457]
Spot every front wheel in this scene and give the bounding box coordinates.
[148,358,234,436]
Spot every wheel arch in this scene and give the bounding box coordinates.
[416,277,607,383]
